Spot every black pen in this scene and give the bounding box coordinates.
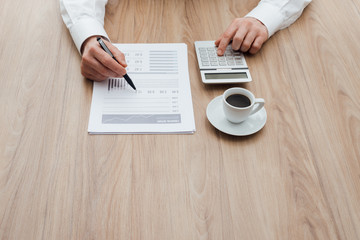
[97,37,136,90]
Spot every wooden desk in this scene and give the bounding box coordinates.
[0,0,359,239]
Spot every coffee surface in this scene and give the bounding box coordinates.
[226,94,251,108]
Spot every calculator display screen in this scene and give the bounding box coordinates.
[204,72,248,80]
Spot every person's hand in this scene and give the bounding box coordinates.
[215,17,268,55]
[80,36,127,81]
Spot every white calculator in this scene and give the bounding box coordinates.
[195,41,252,84]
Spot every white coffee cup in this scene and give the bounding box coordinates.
[223,88,265,123]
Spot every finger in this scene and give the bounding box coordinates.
[217,35,232,56]
[214,38,221,47]
[217,25,237,56]
[240,31,257,52]
[249,35,267,54]
[93,45,127,76]
[81,65,108,81]
[87,72,107,82]
[83,53,120,78]
[93,55,121,77]
[231,27,247,51]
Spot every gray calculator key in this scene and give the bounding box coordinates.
[227,61,235,66]
[219,62,227,66]
[218,57,226,61]
[211,62,219,66]
[209,57,217,61]
[202,62,210,66]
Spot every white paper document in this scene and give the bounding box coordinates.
[88,43,196,134]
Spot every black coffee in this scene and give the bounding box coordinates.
[226,94,251,108]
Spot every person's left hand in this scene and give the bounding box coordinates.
[215,17,268,55]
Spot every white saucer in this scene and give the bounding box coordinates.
[206,95,267,136]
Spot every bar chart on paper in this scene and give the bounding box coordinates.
[88,43,196,134]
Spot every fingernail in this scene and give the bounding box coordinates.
[217,49,222,55]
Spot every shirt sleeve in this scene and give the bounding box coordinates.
[246,0,312,38]
[60,0,109,53]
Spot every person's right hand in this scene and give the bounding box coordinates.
[80,36,128,81]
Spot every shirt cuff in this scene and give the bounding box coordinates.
[245,2,284,38]
[69,17,109,54]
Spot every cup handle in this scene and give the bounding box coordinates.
[250,98,265,116]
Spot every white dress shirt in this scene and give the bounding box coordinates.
[60,0,311,53]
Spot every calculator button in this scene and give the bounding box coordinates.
[226,56,234,60]
[219,62,227,66]
[211,62,219,66]
[202,62,210,66]
[209,57,218,62]
[218,57,226,61]
[227,61,235,66]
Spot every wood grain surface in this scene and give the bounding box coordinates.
[0,0,359,239]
